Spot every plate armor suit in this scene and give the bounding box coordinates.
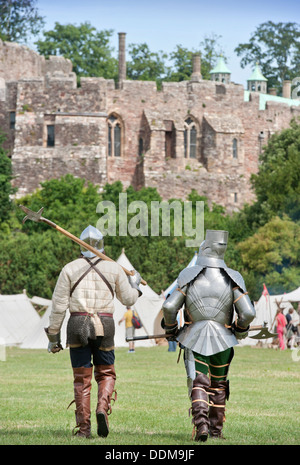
[162,230,256,441]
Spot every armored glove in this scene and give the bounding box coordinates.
[161,318,178,341]
[128,270,142,296]
[44,328,63,353]
[232,322,249,340]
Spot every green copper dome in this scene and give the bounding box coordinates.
[210,56,231,74]
[247,63,267,81]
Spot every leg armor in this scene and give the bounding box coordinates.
[208,380,229,438]
[191,372,210,442]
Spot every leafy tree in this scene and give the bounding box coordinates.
[35,22,118,83]
[167,34,226,82]
[0,132,16,223]
[235,21,300,92]
[127,42,168,88]
[0,0,45,43]
[237,216,300,298]
[250,118,300,223]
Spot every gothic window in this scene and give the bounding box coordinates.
[232,138,238,159]
[10,111,16,130]
[184,117,197,158]
[108,114,122,157]
[47,125,55,147]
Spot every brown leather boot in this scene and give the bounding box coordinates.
[208,380,228,439]
[72,367,93,438]
[191,373,210,442]
[94,364,117,437]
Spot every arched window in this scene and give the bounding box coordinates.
[232,138,238,159]
[108,114,122,157]
[184,117,197,159]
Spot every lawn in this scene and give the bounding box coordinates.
[0,344,299,446]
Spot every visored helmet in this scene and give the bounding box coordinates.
[199,230,228,260]
[80,225,104,258]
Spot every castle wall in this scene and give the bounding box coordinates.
[1,40,299,211]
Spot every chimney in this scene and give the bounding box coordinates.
[268,87,277,96]
[190,53,202,82]
[282,80,291,99]
[118,32,126,87]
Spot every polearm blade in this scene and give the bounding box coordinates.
[126,323,277,342]
[19,205,147,285]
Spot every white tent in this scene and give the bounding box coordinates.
[0,293,40,346]
[114,251,164,347]
[241,286,300,346]
[20,299,70,349]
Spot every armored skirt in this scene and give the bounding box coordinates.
[177,320,238,356]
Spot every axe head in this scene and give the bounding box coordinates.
[19,205,44,224]
[250,327,277,340]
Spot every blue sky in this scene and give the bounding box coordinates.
[36,0,300,87]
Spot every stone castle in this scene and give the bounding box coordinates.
[1,33,300,211]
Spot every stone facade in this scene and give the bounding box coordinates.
[1,38,300,211]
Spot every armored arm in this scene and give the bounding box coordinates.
[162,286,186,336]
[232,287,256,339]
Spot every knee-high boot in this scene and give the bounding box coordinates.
[208,380,229,439]
[191,373,210,442]
[72,366,93,438]
[94,364,117,437]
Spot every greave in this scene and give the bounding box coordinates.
[191,372,210,442]
[94,364,117,437]
[208,380,229,438]
[72,366,93,438]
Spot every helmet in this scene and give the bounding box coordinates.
[80,225,104,258]
[199,230,228,260]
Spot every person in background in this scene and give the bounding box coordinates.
[275,307,287,350]
[119,306,136,353]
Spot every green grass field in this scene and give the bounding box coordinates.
[0,344,299,446]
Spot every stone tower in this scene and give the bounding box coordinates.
[210,56,231,84]
[247,63,267,93]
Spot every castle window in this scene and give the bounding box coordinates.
[232,138,238,159]
[184,117,197,158]
[164,120,176,159]
[108,114,122,157]
[47,125,55,147]
[10,111,16,130]
[138,137,144,156]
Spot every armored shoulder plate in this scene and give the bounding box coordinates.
[177,265,203,288]
[177,264,246,293]
[226,268,246,293]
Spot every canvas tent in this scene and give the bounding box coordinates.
[240,286,300,346]
[20,299,70,349]
[0,293,40,346]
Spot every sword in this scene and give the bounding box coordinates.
[19,205,147,285]
[126,322,277,342]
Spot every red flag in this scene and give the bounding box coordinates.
[262,283,269,299]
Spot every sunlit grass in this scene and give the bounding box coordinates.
[0,345,299,445]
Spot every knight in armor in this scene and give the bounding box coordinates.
[162,230,256,441]
[45,225,142,438]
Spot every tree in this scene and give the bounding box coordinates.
[0,132,16,223]
[235,21,300,92]
[237,216,300,298]
[35,22,118,82]
[167,33,226,82]
[126,42,168,88]
[250,118,300,223]
[0,0,45,43]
